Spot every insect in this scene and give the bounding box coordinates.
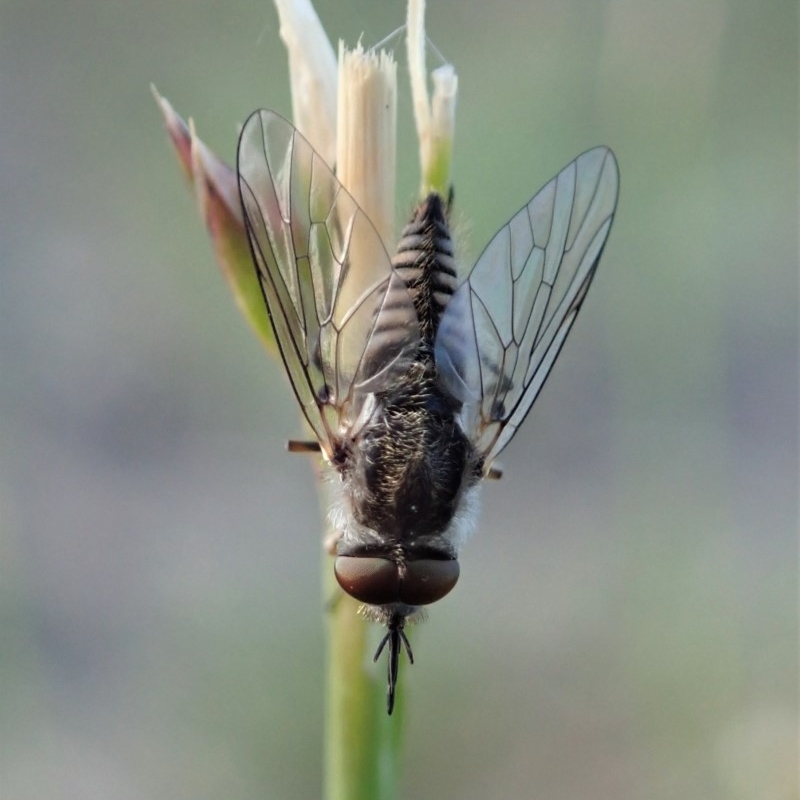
[237,109,619,714]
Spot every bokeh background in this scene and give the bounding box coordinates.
[1,0,796,798]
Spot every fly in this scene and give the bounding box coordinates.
[237,109,619,714]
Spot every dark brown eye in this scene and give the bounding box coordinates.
[334,556,460,607]
[399,559,459,605]
[334,556,400,605]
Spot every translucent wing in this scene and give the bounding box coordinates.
[436,147,619,471]
[237,110,420,460]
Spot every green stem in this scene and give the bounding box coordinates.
[322,502,405,799]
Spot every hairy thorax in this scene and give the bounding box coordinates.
[345,363,474,550]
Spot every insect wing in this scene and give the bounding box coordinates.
[435,147,619,469]
[237,110,420,459]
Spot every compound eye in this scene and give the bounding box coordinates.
[399,559,460,605]
[334,556,400,605]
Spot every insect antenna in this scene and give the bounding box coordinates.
[373,611,414,715]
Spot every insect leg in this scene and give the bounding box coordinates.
[287,440,322,453]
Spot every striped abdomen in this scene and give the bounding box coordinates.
[392,193,457,342]
[362,192,458,375]
[391,193,458,343]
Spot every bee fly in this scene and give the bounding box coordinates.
[237,110,619,714]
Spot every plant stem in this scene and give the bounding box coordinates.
[324,40,403,798]
[323,551,404,800]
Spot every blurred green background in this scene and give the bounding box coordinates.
[1,0,796,798]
